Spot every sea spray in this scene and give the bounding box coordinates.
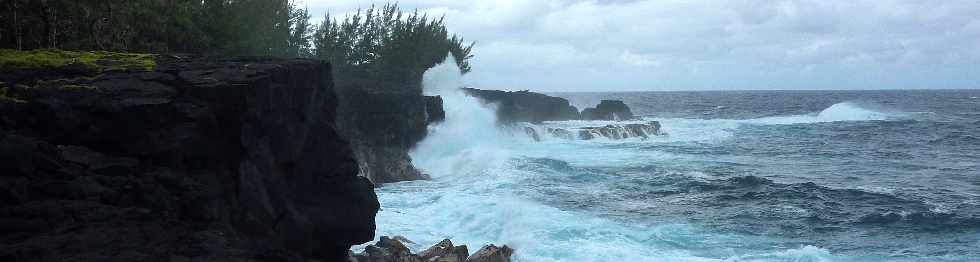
[412,54,510,178]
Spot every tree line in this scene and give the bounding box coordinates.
[0,0,473,76]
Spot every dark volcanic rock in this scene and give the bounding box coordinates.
[354,237,490,262]
[352,236,423,262]
[526,121,664,141]
[466,244,514,262]
[334,73,431,184]
[425,95,446,124]
[0,56,377,261]
[462,88,580,124]
[419,239,469,262]
[581,100,635,120]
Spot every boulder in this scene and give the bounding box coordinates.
[581,100,635,120]
[353,236,424,262]
[354,237,488,262]
[466,245,513,262]
[420,239,469,262]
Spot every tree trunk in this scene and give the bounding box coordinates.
[40,0,56,48]
[13,0,21,50]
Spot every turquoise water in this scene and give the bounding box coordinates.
[368,60,980,261]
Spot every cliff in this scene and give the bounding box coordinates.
[332,69,436,184]
[0,53,377,261]
[461,88,580,124]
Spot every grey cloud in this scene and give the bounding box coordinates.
[304,0,980,91]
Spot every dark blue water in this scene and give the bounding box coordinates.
[553,90,980,259]
[375,89,980,261]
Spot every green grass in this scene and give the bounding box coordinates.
[0,49,156,72]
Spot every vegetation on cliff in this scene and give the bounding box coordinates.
[0,1,473,77]
[313,3,474,75]
[0,49,155,71]
[0,0,314,57]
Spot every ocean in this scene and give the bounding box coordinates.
[366,60,980,261]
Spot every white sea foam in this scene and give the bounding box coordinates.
[382,58,875,261]
[724,246,839,262]
[521,102,898,146]
[750,102,893,125]
[412,55,511,179]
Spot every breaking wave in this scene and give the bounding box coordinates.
[383,69,978,260]
[749,102,895,125]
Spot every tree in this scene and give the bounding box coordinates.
[0,0,474,73]
[312,3,475,78]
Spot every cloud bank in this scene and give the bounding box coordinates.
[303,0,980,92]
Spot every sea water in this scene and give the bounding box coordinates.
[368,59,980,261]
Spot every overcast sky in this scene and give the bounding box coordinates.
[302,0,980,92]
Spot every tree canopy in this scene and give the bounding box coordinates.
[312,3,474,74]
[1,0,474,84]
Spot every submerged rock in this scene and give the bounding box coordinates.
[530,121,664,141]
[581,100,635,120]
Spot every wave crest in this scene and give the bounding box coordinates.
[750,102,894,125]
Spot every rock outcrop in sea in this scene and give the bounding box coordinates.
[0,55,377,261]
[461,88,640,124]
[523,121,665,141]
[581,100,635,120]
[461,87,581,124]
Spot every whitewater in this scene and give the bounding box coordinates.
[364,59,980,261]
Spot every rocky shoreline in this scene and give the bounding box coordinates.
[352,236,512,262]
[1,51,663,262]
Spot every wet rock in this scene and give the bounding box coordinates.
[546,127,576,140]
[452,246,470,262]
[524,127,541,141]
[420,239,466,262]
[581,100,635,121]
[466,245,513,262]
[425,95,446,124]
[355,236,423,262]
[355,237,486,262]
[462,88,580,124]
[530,121,664,141]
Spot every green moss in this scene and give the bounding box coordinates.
[0,49,156,72]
